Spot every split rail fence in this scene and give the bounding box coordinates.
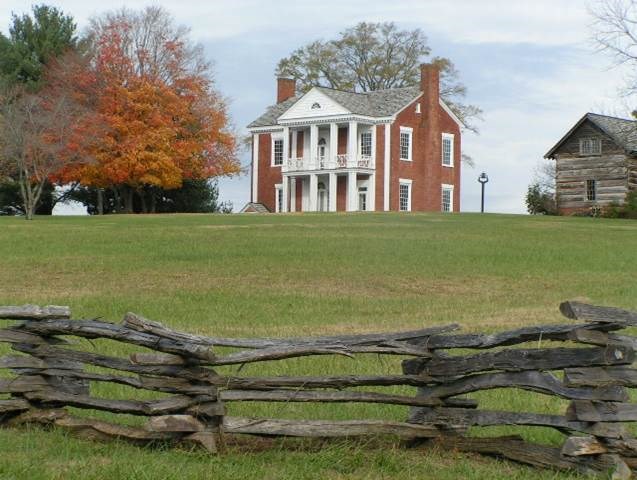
[0,301,637,477]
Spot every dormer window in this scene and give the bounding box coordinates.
[579,137,601,156]
[311,102,321,110]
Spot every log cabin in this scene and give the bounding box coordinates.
[545,113,637,215]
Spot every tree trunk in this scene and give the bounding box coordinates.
[122,186,134,214]
[97,189,104,215]
[150,191,157,214]
[139,190,147,214]
[112,187,121,213]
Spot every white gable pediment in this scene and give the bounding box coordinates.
[278,88,350,121]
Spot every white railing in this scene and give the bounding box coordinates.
[283,155,374,173]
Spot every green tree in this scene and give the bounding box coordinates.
[0,4,78,89]
[65,180,231,214]
[276,22,482,133]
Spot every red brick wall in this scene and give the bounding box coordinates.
[389,99,461,212]
[295,179,303,212]
[337,176,347,211]
[296,131,304,158]
[256,133,282,212]
[338,128,347,155]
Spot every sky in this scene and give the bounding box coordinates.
[1,0,631,214]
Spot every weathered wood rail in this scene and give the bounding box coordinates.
[1,302,637,477]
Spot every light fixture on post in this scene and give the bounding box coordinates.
[478,172,489,213]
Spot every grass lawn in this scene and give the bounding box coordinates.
[0,212,636,479]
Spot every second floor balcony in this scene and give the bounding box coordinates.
[282,154,374,173]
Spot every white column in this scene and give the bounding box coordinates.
[290,178,296,212]
[347,171,357,212]
[309,173,318,212]
[348,121,357,167]
[252,133,259,202]
[309,124,319,170]
[281,175,289,213]
[329,123,338,168]
[383,124,391,211]
[328,172,337,212]
[369,125,377,211]
[282,126,290,168]
[291,130,298,160]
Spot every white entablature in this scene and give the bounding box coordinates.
[278,88,350,121]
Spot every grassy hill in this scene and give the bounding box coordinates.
[0,212,636,479]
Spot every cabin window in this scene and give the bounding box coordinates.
[579,137,601,156]
[400,127,412,161]
[442,133,454,167]
[441,184,454,212]
[272,138,284,166]
[586,179,597,201]
[360,131,372,157]
[399,179,412,211]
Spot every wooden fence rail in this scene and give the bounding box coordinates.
[0,301,636,478]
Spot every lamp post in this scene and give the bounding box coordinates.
[478,172,489,213]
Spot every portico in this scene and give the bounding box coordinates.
[275,118,376,213]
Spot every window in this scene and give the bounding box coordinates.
[400,127,412,161]
[579,138,601,156]
[311,102,321,110]
[586,179,597,201]
[272,138,284,166]
[441,184,454,212]
[318,138,327,158]
[275,184,283,212]
[415,103,421,114]
[442,133,454,167]
[399,179,412,212]
[360,131,372,157]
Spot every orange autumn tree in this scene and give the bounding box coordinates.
[61,7,239,213]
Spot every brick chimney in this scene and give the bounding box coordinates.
[420,63,439,127]
[420,63,441,209]
[277,77,296,103]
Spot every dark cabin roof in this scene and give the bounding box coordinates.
[544,112,637,158]
[247,86,422,128]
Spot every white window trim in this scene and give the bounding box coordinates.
[399,178,412,212]
[399,126,413,162]
[442,133,454,167]
[274,183,282,213]
[271,134,284,167]
[441,183,454,212]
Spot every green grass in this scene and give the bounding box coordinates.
[0,212,636,479]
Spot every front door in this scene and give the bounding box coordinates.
[318,189,327,212]
[358,187,367,211]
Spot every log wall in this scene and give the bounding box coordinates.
[1,302,637,478]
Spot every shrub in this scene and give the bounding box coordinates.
[525,183,556,215]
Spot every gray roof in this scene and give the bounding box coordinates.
[545,112,637,158]
[247,96,299,129]
[587,113,637,152]
[247,86,422,128]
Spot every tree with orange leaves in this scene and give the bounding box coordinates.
[61,6,239,213]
